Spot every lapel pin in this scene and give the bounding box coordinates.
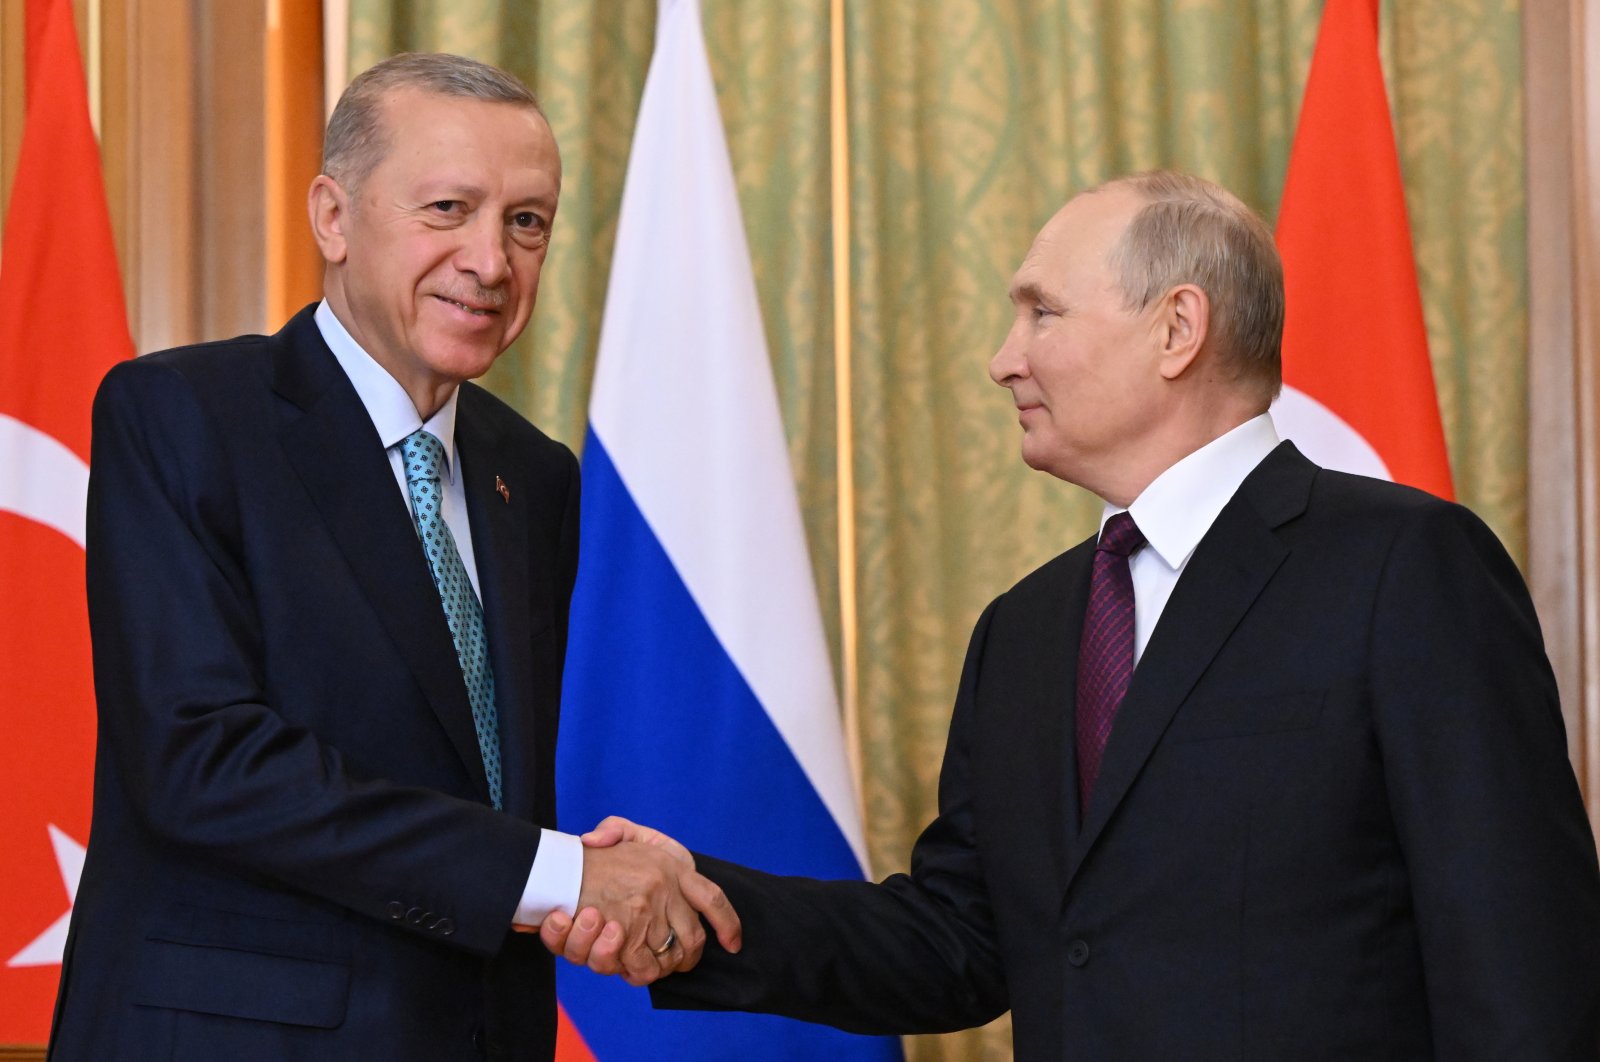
[495,475,511,504]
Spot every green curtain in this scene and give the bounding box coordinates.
[349,3,1526,1059]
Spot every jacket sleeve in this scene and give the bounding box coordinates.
[1370,500,1600,1055]
[85,359,543,956]
[651,599,1010,1035]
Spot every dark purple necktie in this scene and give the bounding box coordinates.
[1076,511,1147,812]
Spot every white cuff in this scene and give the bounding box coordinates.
[513,829,584,926]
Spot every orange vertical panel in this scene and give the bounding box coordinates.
[266,0,324,329]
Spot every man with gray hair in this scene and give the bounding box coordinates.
[50,53,735,1062]
[550,170,1600,1058]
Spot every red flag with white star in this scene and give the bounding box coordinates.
[0,0,133,1041]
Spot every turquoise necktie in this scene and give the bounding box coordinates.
[400,429,502,809]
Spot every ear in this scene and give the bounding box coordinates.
[308,175,350,265]
[1156,283,1210,381]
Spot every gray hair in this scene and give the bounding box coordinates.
[1099,170,1284,401]
[323,52,543,193]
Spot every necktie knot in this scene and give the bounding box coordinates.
[401,429,447,486]
[1097,511,1146,559]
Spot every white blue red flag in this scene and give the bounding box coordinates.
[554,1,902,1060]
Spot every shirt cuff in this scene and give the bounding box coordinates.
[513,829,584,926]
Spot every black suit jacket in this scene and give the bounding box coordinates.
[49,306,580,1061]
[657,442,1600,1060]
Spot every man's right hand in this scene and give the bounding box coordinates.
[538,819,739,985]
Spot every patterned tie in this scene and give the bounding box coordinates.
[401,429,502,810]
[1076,511,1147,813]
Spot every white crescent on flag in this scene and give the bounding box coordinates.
[0,413,90,548]
[0,413,91,971]
[1270,384,1393,484]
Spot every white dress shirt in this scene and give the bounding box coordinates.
[1101,413,1282,665]
[316,301,582,926]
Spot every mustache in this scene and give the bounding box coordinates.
[435,285,508,310]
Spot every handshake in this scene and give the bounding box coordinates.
[516,816,738,987]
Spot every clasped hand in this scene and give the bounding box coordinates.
[530,819,740,986]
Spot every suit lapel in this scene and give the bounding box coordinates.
[1065,442,1314,888]
[1043,545,1093,880]
[457,387,547,821]
[270,309,491,802]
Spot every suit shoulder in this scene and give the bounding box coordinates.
[99,332,273,409]
[1307,466,1447,513]
[1304,467,1495,543]
[1286,467,1526,608]
[142,331,273,377]
[459,381,576,467]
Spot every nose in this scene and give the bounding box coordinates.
[989,320,1028,387]
[456,214,511,287]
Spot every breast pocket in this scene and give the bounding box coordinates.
[131,903,352,1029]
[1167,690,1326,743]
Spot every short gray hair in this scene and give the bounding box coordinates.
[1099,170,1284,401]
[323,52,543,192]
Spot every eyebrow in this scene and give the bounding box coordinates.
[512,193,558,212]
[1009,281,1047,305]
[414,182,555,211]
[417,179,485,198]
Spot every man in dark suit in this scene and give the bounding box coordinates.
[49,53,734,1062]
[545,171,1600,1058]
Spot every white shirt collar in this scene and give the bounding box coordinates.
[1102,413,1280,571]
[315,300,461,482]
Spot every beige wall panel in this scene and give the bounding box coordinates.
[126,0,197,352]
[92,0,268,355]
[1527,0,1600,841]
[194,0,265,341]
[1528,0,1582,767]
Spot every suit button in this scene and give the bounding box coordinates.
[436,917,456,935]
[407,906,426,924]
[1067,939,1090,967]
[387,901,405,920]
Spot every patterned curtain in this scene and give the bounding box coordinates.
[350,3,1525,1058]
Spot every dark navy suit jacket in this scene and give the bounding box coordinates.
[657,442,1600,1060]
[49,305,579,1061]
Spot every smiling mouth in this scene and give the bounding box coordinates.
[435,295,498,317]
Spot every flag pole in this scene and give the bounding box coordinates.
[830,0,865,840]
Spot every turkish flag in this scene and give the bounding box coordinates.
[1270,0,1454,500]
[0,0,133,1041]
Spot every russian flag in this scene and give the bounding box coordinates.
[554,2,902,1059]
